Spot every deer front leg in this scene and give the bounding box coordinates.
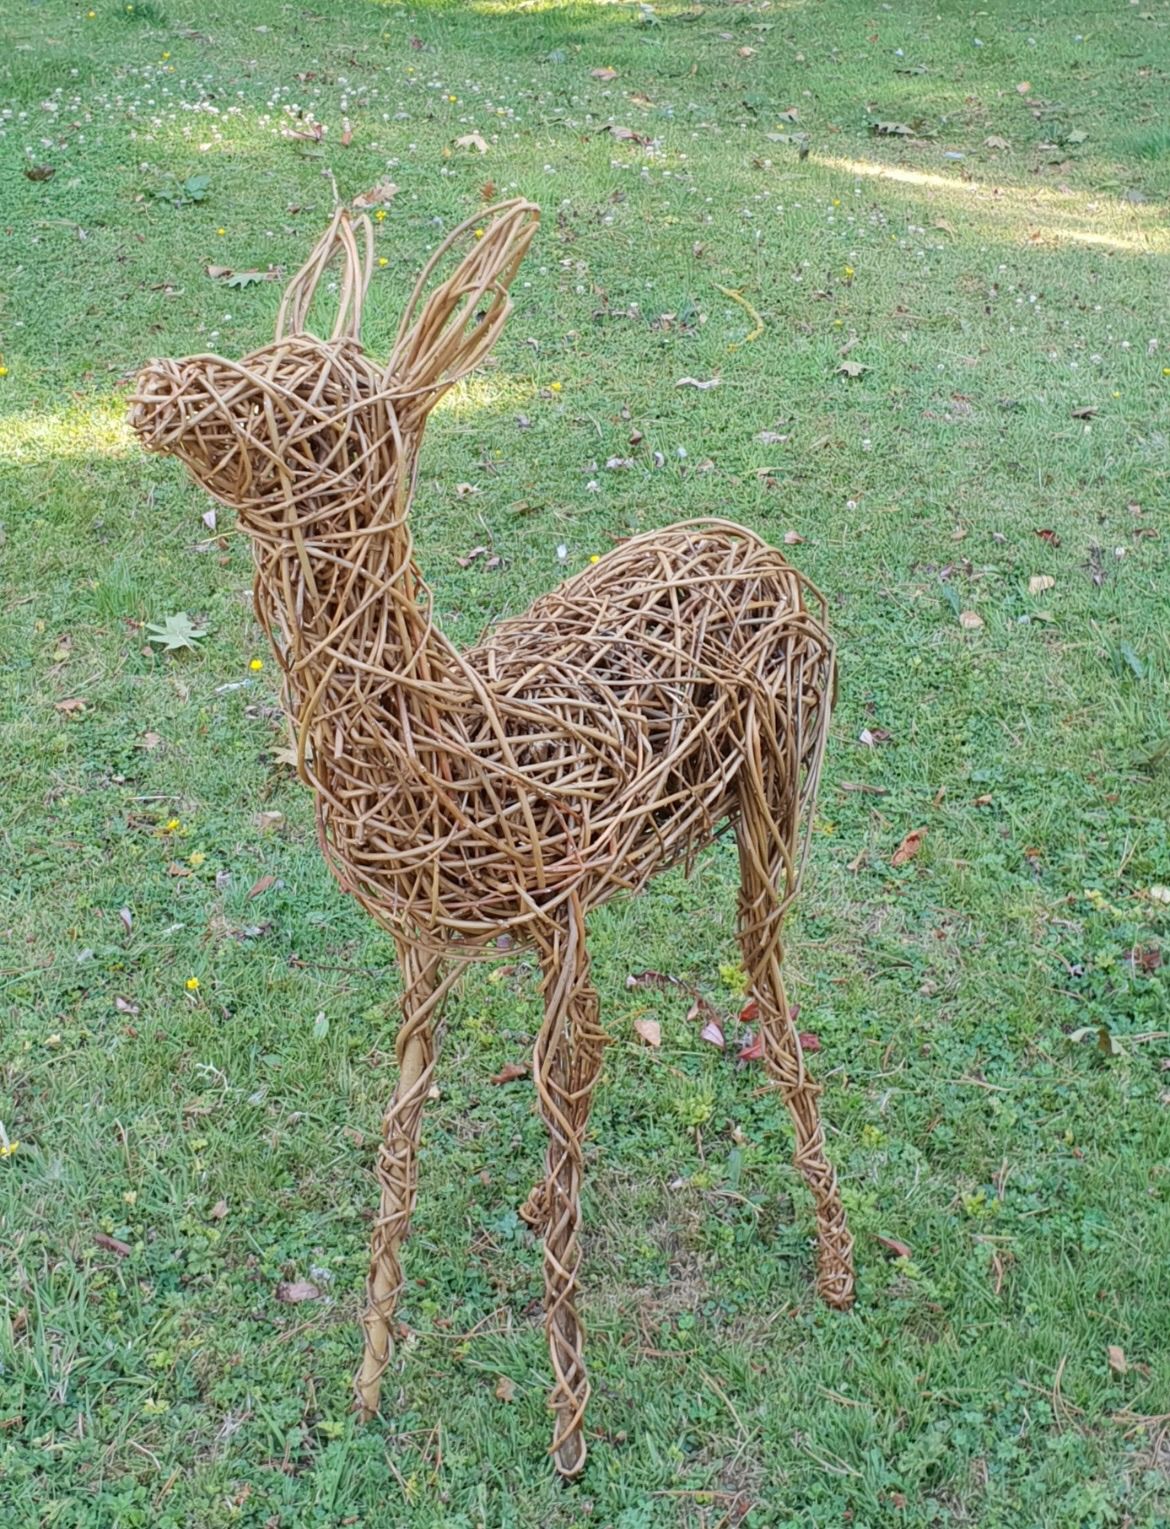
[533,895,606,1477]
[354,941,459,1420]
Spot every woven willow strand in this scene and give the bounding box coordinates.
[131,198,855,1477]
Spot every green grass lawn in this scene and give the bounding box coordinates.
[3,0,1170,1524]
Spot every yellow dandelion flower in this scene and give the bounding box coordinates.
[86,8,95,15]
[216,227,226,237]
[0,366,8,378]
[842,264,855,280]
[374,208,386,222]
[377,256,388,267]
[832,198,841,207]
[1163,367,1170,377]
[164,817,181,832]
[549,381,562,393]
[123,1190,137,1206]
[589,554,601,565]
[0,1140,19,1159]
[447,94,458,103]
[249,657,263,672]
[161,51,170,59]
[185,976,200,992]
[474,227,485,239]
[188,851,206,869]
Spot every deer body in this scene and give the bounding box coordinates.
[131,201,854,1477]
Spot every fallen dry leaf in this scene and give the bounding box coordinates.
[275,1279,321,1304]
[699,1020,725,1049]
[605,125,650,145]
[984,135,1011,150]
[454,132,489,153]
[891,827,927,867]
[783,530,804,546]
[115,996,139,1015]
[489,1061,529,1086]
[633,1017,662,1048]
[590,66,618,81]
[247,874,276,900]
[94,1232,132,1258]
[1107,1345,1128,1377]
[209,1199,229,1220]
[1029,574,1056,596]
[1034,527,1061,546]
[353,181,398,209]
[837,360,867,379]
[54,697,86,716]
[874,1234,913,1260]
[494,1375,516,1402]
[675,376,720,390]
[958,610,984,631]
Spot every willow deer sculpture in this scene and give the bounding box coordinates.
[130,199,854,1476]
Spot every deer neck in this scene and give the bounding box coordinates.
[251,466,461,765]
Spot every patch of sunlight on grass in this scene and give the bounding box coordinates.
[817,155,1170,254]
[433,370,529,420]
[0,397,134,465]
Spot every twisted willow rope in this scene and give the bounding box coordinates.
[130,198,855,1476]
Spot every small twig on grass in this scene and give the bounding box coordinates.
[714,283,765,346]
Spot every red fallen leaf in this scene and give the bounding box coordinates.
[1132,945,1162,974]
[739,999,799,1025]
[875,1234,913,1260]
[891,827,927,867]
[738,1031,764,1061]
[800,1031,822,1053]
[1034,528,1061,547]
[489,1061,529,1085]
[94,1232,132,1258]
[275,1279,321,1304]
[247,874,276,900]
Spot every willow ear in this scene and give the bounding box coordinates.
[384,199,539,405]
[275,208,375,344]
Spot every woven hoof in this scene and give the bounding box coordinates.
[817,1234,856,1310]
[552,1426,587,1478]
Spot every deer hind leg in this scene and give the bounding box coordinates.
[355,940,461,1419]
[533,893,606,1477]
[735,807,855,1311]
